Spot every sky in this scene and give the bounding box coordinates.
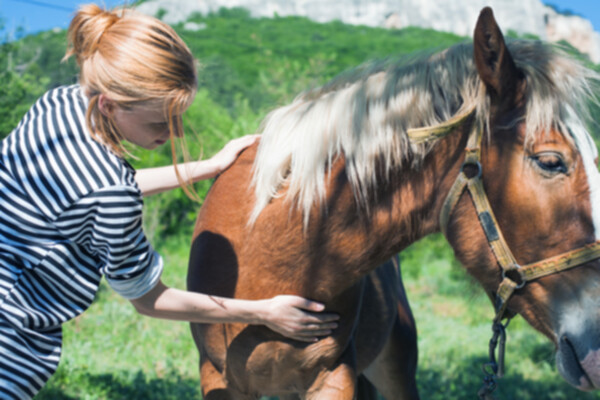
[1,0,599,38]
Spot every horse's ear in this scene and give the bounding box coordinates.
[473,7,521,102]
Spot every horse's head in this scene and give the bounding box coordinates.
[445,8,600,391]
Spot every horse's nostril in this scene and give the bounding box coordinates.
[561,335,576,353]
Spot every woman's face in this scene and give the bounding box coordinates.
[112,103,176,150]
[99,95,183,150]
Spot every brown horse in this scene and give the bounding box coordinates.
[187,7,600,399]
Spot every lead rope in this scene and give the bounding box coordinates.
[477,319,510,399]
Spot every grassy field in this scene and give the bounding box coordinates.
[35,233,600,400]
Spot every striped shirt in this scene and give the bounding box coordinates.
[0,84,163,332]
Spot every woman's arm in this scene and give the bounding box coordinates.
[135,134,260,196]
[134,160,217,196]
[130,280,339,342]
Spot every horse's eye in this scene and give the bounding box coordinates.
[531,152,567,174]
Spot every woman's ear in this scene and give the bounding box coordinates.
[98,94,115,117]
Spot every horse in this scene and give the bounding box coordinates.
[187,7,600,399]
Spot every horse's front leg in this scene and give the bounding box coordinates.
[305,344,358,399]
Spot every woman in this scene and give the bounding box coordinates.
[0,4,338,399]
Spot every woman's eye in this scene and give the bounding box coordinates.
[531,152,567,174]
[151,122,168,131]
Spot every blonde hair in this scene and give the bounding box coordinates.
[64,3,198,197]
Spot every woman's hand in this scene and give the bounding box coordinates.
[209,134,260,174]
[135,134,260,196]
[258,295,339,342]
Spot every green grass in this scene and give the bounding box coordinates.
[35,234,600,400]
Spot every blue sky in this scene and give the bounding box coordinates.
[1,0,599,38]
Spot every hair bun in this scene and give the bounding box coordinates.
[64,4,121,65]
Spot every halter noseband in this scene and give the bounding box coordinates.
[408,107,600,324]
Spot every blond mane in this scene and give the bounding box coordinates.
[250,40,599,225]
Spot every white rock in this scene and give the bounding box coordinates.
[544,6,600,63]
[183,21,207,31]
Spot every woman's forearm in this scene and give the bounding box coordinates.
[130,281,339,342]
[131,281,264,324]
[135,160,220,196]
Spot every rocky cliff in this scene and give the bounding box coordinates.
[136,0,600,63]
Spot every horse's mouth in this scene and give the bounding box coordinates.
[557,335,598,391]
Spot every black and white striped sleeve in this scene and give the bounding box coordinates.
[52,185,163,299]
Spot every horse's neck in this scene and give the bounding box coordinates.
[392,129,470,243]
[308,127,469,297]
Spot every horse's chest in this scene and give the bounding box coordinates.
[224,335,347,394]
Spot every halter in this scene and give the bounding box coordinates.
[408,107,600,397]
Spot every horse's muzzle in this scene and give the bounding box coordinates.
[557,333,600,391]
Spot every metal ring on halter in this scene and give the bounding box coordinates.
[461,161,482,179]
[502,265,525,289]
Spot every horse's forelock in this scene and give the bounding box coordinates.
[250,40,599,226]
[515,42,599,150]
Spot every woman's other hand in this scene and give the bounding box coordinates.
[210,134,260,174]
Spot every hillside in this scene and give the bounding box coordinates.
[0,9,466,240]
[2,8,599,240]
[137,0,600,63]
[0,9,463,134]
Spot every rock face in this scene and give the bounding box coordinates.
[135,0,600,63]
[544,8,600,63]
